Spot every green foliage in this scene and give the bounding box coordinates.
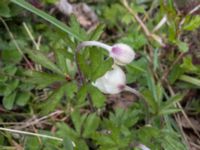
[10,0,84,41]
[0,0,198,149]
[183,16,200,31]
[0,0,10,17]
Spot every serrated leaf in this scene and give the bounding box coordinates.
[88,85,106,108]
[89,24,105,40]
[56,123,78,139]
[65,82,77,99]
[77,50,90,78]
[76,84,88,103]
[54,49,68,74]
[69,16,87,41]
[83,113,100,138]
[23,70,65,89]
[27,50,63,75]
[89,48,112,80]
[71,110,87,135]
[91,58,113,81]
[39,84,66,114]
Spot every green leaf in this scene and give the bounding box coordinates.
[145,72,158,103]
[89,48,112,80]
[161,94,183,110]
[0,1,10,17]
[23,70,65,89]
[71,110,87,135]
[4,79,19,96]
[39,84,66,114]
[88,85,106,108]
[180,56,198,72]
[3,65,18,76]
[156,82,163,107]
[54,49,68,74]
[159,108,181,115]
[63,137,74,150]
[27,50,63,75]
[16,92,31,106]
[119,33,147,50]
[65,82,77,99]
[3,92,17,110]
[68,16,87,41]
[25,137,41,150]
[168,65,184,84]
[126,58,147,83]
[76,84,88,104]
[77,50,90,78]
[83,113,100,138]
[143,90,158,114]
[153,48,159,71]
[89,24,105,40]
[10,0,83,41]
[92,58,113,80]
[176,41,189,52]
[56,123,78,140]
[1,49,22,64]
[184,16,200,31]
[179,75,200,87]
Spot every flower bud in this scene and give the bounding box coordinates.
[92,66,126,94]
[110,43,135,65]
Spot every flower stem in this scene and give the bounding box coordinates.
[76,41,112,52]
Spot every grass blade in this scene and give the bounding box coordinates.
[179,75,200,87]
[10,0,83,41]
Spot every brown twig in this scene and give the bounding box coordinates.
[122,0,165,47]
[166,80,200,139]
[179,4,200,29]
[13,110,64,130]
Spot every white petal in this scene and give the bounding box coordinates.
[104,66,126,85]
[138,144,151,150]
[92,77,107,93]
[92,66,126,94]
[110,43,135,65]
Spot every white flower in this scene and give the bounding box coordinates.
[77,41,135,66]
[110,43,135,65]
[138,144,151,150]
[92,66,126,94]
